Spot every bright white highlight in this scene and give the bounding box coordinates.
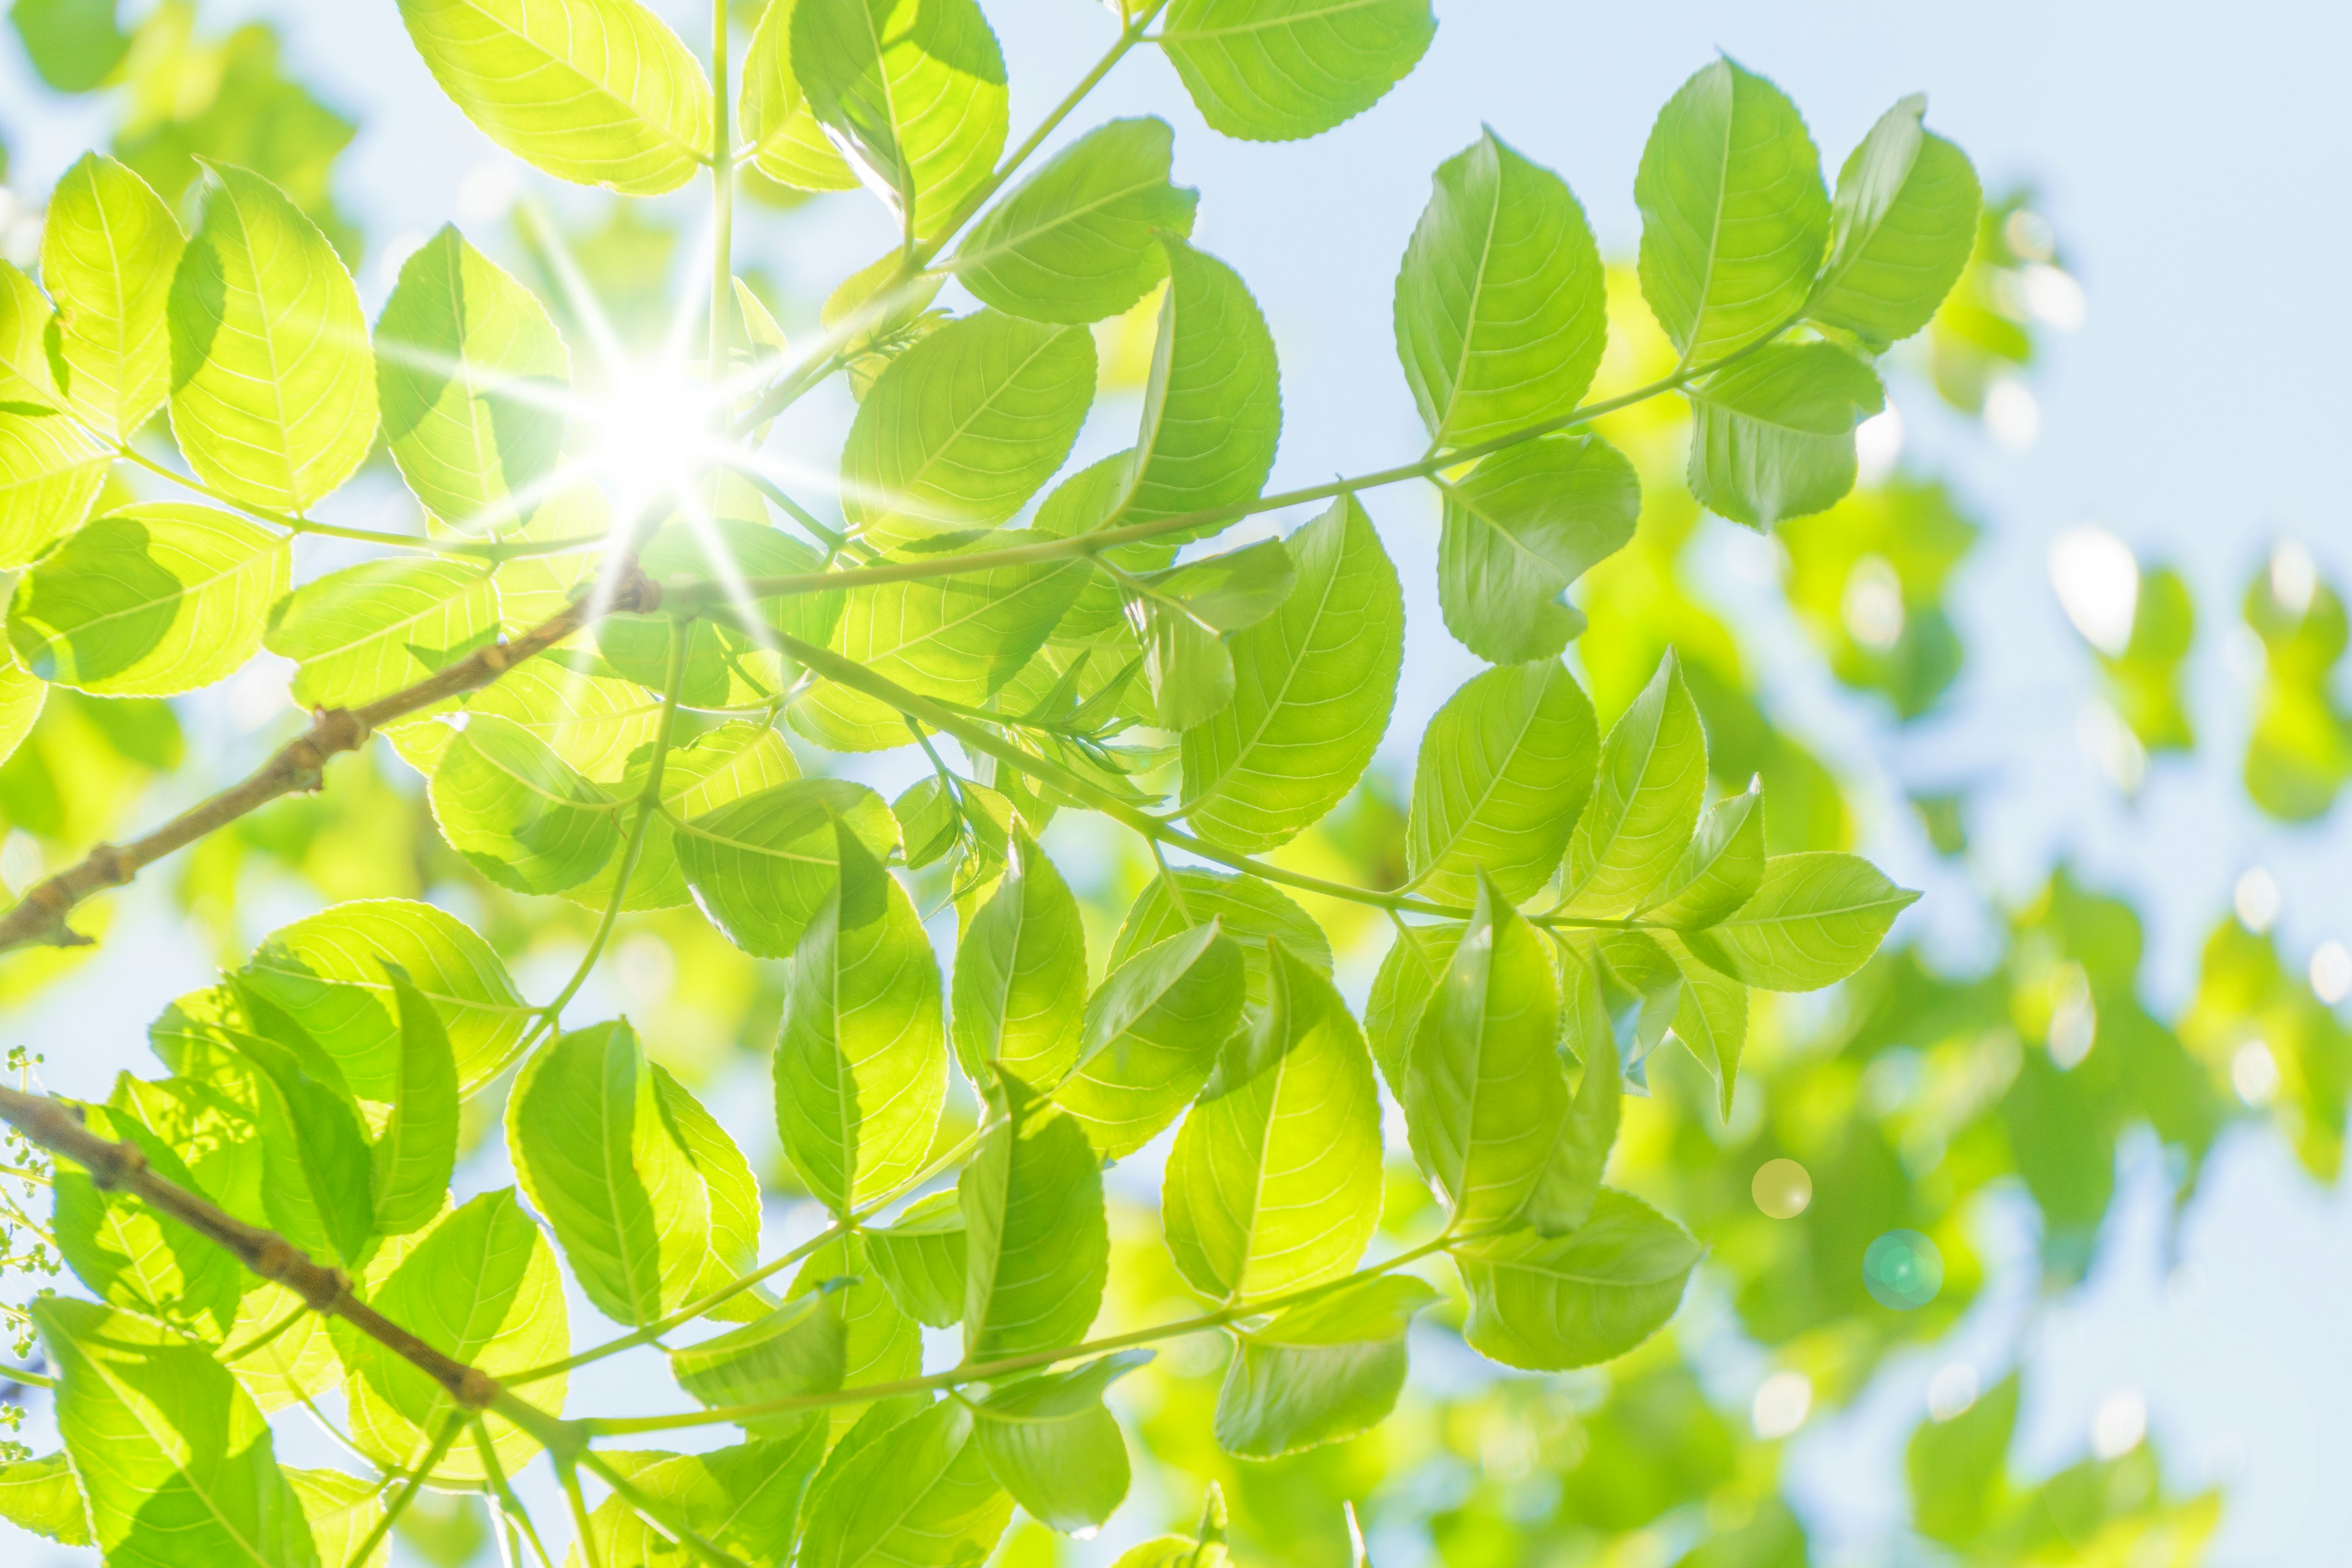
[2232,1040,2280,1106]
[2048,961,2095,1069]
[1855,405,1904,483]
[2021,262,2086,330]
[2049,526,2139,656]
[1842,554,1906,652]
[1752,1371,1812,1439]
[2234,868,2280,933]
[1985,377,2040,450]
[2312,940,2352,1005]
[1928,1363,1981,1422]
[2092,1390,2147,1459]
[2270,539,2318,617]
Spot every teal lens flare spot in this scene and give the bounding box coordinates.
[1863,1229,1944,1310]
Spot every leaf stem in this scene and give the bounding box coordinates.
[342,1413,464,1568]
[470,1418,558,1568]
[0,1362,55,1389]
[579,1447,748,1568]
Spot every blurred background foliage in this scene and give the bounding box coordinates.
[2,2,2350,1566]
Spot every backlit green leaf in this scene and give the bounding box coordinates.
[797,1398,1012,1568]
[1661,930,1746,1117]
[597,507,838,710]
[774,834,946,1215]
[841,309,1096,548]
[9,0,128,92]
[341,1188,568,1483]
[376,224,569,530]
[1635,56,1828,364]
[1641,780,1763,928]
[1681,851,1920,990]
[953,829,1087,1087]
[1364,918,1461,1095]
[1454,1189,1702,1370]
[669,1290,846,1430]
[42,153,183,440]
[1396,130,1605,448]
[265,556,501,712]
[968,1351,1149,1536]
[1164,941,1382,1299]
[511,1019,764,1327]
[1686,341,1885,529]
[240,897,533,1096]
[221,982,379,1267]
[1160,0,1436,143]
[1126,535,1297,729]
[285,1467,388,1568]
[398,0,714,195]
[568,718,800,911]
[1406,660,1597,904]
[428,712,622,893]
[371,964,461,1237]
[1526,976,1621,1237]
[0,262,108,566]
[952,117,1199,324]
[1403,878,1565,1227]
[1438,434,1640,663]
[674,776,901,956]
[1806,94,1982,347]
[1180,496,1403,851]
[1214,1273,1438,1459]
[1559,654,1706,918]
[53,1096,244,1336]
[863,1188,967,1329]
[571,1433,829,1568]
[7,503,288,696]
[0,1453,91,1548]
[790,1232,922,1442]
[1057,922,1246,1158]
[962,1078,1109,1360]
[1110,868,1332,1030]
[785,0,1008,235]
[168,162,377,511]
[37,1297,321,1568]
[1116,238,1281,539]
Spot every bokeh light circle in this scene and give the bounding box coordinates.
[1863,1229,1945,1310]
[1752,1158,1812,1218]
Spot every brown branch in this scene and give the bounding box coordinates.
[0,568,663,956]
[0,1081,568,1447]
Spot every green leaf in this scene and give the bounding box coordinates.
[1395,129,1605,448]
[42,153,183,440]
[168,162,377,511]
[0,261,108,567]
[221,982,380,1267]
[674,776,901,956]
[0,657,42,768]
[568,719,801,911]
[1634,56,1828,364]
[952,117,1199,324]
[597,507,839,710]
[1527,968,1622,1236]
[1907,1371,2018,1545]
[1164,941,1382,1300]
[1057,922,1246,1158]
[968,1351,1148,1536]
[1160,0,1436,143]
[265,557,500,712]
[376,224,569,531]
[1110,869,1332,1027]
[9,0,127,92]
[774,833,946,1215]
[785,0,1008,235]
[1453,1189,1702,1370]
[1402,878,1566,1227]
[1660,931,1746,1117]
[1559,654,1706,918]
[841,309,1096,548]
[1180,496,1403,851]
[53,1096,244,1336]
[892,774,960,869]
[284,1467,388,1568]
[1405,659,1597,905]
[1641,781,1763,927]
[0,1452,91,1547]
[1806,94,1982,347]
[371,964,461,1237]
[1364,919,1461,1096]
[428,712,621,893]
[1126,535,1298,729]
[397,0,712,195]
[7,503,288,696]
[798,1398,1012,1568]
[962,1079,1109,1360]
[669,1290,847,1430]
[863,1188,967,1329]
[1438,434,1639,663]
[803,535,1090,748]
[37,1297,320,1568]
[1686,341,1886,529]
[511,1019,764,1327]
[341,1188,569,1483]
[790,1232,923,1442]
[952,829,1088,1087]
[1116,238,1282,538]
[1213,1273,1438,1460]
[241,897,533,1096]
[1681,851,1920,990]
[740,0,858,193]
[572,1434,830,1568]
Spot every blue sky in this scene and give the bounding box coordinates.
[4,2,2350,1562]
